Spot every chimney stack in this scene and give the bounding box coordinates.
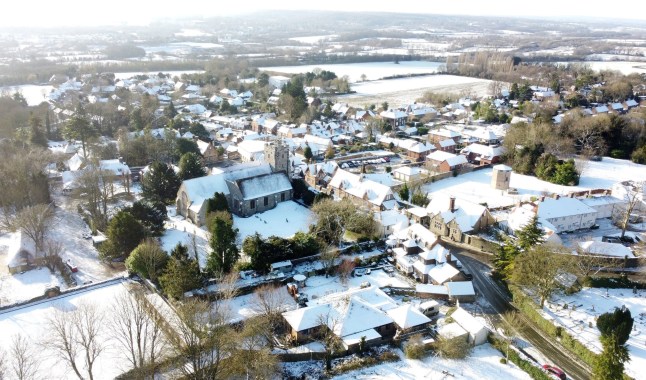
[449,196,456,213]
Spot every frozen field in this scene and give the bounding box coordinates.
[0,280,137,380]
[422,157,646,208]
[339,74,495,107]
[261,61,443,82]
[544,288,646,379]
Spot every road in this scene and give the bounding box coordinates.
[455,252,593,380]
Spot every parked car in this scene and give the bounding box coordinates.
[66,260,78,273]
[365,268,371,275]
[354,268,365,276]
[542,364,566,380]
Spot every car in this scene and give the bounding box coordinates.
[402,159,411,164]
[354,268,365,277]
[590,224,600,230]
[542,364,566,380]
[365,268,371,275]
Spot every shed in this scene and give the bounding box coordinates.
[451,307,488,345]
[446,281,476,303]
[437,322,468,342]
[271,260,293,274]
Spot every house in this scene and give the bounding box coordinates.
[375,209,410,238]
[446,282,476,303]
[282,286,399,350]
[426,151,467,173]
[237,140,267,162]
[176,142,293,223]
[506,203,562,245]
[580,196,626,219]
[426,194,495,242]
[329,169,396,211]
[416,284,449,300]
[269,76,290,89]
[303,161,339,188]
[537,197,597,233]
[197,140,221,165]
[428,129,461,145]
[464,128,499,145]
[434,138,456,153]
[380,109,407,129]
[437,322,469,342]
[7,231,37,274]
[450,307,488,345]
[386,304,432,333]
[405,141,435,162]
[460,143,504,165]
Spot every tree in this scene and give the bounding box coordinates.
[111,286,168,376]
[159,243,202,299]
[141,161,181,204]
[124,200,167,236]
[9,335,39,380]
[7,203,55,254]
[410,190,429,207]
[100,210,145,261]
[337,259,355,286]
[204,192,229,214]
[42,239,64,272]
[399,183,410,201]
[551,159,579,186]
[516,215,544,251]
[310,198,357,246]
[63,113,96,160]
[174,138,201,159]
[28,114,48,147]
[404,334,427,359]
[511,245,571,307]
[303,145,313,163]
[45,302,105,380]
[612,181,644,239]
[433,335,472,359]
[493,235,521,281]
[164,101,178,119]
[324,145,335,160]
[229,317,279,379]
[206,211,239,274]
[593,306,634,380]
[74,165,116,231]
[250,284,293,348]
[125,239,169,282]
[178,152,206,180]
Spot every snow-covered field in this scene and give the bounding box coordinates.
[289,35,339,44]
[261,61,443,82]
[328,345,531,379]
[0,280,136,380]
[339,74,495,107]
[233,201,314,243]
[422,157,646,208]
[557,60,646,75]
[0,84,53,106]
[544,288,646,380]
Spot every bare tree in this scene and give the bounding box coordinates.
[337,259,356,286]
[250,284,292,348]
[75,165,115,231]
[316,313,343,372]
[111,286,168,378]
[230,317,280,379]
[42,239,64,271]
[0,348,6,380]
[488,80,504,98]
[173,299,236,380]
[612,181,644,239]
[320,245,340,277]
[44,302,105,380]
[6,203,55,253]
[9,334,39,380]
[512,245,573,307]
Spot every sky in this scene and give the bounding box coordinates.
[3,0,646,28]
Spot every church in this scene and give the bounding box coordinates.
[176,140,293,225]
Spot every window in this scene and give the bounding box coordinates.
[281,192,285,202]
[250,200,255,209]
[264,197,268,206]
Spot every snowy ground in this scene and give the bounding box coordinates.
[0,267,65,306]
[543,288,646,379]
[163,206,211,268]
[339,74,495,107]
[233,201,314,243]
[282,345,531,380]
[422,158,646,209]
[261,61,443,82]
[0,280,138,380]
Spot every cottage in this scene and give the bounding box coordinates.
[426,151,467,173]
[386,304,432,333]
[426,194,495,242]
[197,140,221,165]
[460,143,504,165]
[329,169,396,211]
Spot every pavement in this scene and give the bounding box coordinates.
[454,251,593,380]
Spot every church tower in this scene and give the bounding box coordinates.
[264,140,290,177]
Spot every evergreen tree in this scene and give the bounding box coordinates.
[28,115,48,147]
[124,200,167,236]
[62,113,96,160]
[594,306,634,380]
[493,235,521,280]
[178,152,206,180]
[45,111,51,138]
[324,145,335,160]
[399,183,410,201]
[125,239,168,281]
[160,243,202,299]
[164,101,178,119]
[516,215,544,251]
[552,159,579,186]
[141,161,181,204]
[206,211,239,274]
[100,211,146,261]
[303,146,313,162]
[205,192,229,214]
[175,138,201,160]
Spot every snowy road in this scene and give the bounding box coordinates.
[455,252,593,380]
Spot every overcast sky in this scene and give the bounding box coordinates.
[3,0,646,28]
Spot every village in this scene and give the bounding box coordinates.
[0,14,646,380]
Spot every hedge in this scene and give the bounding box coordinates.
[489,336,552,380]
[509,285,598,368]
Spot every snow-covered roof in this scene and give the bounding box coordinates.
[239,173,292,200]
[460,143,505,159]
[181,175,229,212]
[418,244,451,263]
[329,169,393,207]
[416,284,448,295]
[397,223,438,247]
[437,139,456,148]
[426,193,487,233]
[283,304,331,332]
[578,241,634,258]
[438,322,468,339]
[537,197,597,220]
[493,164,512,171]
[428,263,460,285]
[99,159,130,175]
[67,152,85,171]
[427,151,467,167]
[7,231,36,268]
[451,307,486,335]
[446,282,476,297]
[386,304,431,329]
[380,109,407,119]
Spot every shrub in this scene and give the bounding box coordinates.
[433,336,471,359]
[404,335,427,359]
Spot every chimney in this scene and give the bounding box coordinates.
[449,196,456,212]
[540,196,545,202]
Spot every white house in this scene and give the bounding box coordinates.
[450,307,488,346]
[537,197,597,233]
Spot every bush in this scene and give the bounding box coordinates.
[489,336,552,380]
[433,336,471,359]
[500,358,507,364]
[404,335,427,359]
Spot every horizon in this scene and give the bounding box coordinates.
[2,0,646,29]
